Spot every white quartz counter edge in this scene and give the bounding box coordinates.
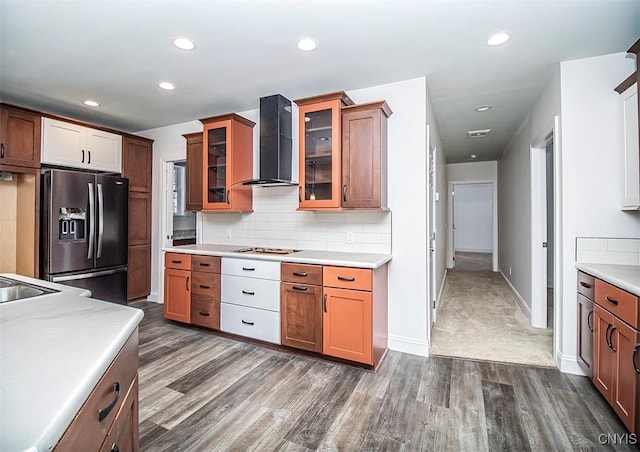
[575,263,640,297]
[0,276,144,452]
[1,273,92,298]
[163,244,392,269]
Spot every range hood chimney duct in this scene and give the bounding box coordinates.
[243,94,296,186]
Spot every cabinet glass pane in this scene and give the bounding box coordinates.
[304,109,332,201]
[207,126,227,203]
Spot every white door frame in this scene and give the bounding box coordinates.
[446,180,498,272]
[428,145,437,325]
[530,115,563,351]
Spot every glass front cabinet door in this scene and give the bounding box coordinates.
[200,113,255,212]
[295,92,354,210]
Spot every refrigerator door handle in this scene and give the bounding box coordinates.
[87,182,95,259]
[97,183,104,258]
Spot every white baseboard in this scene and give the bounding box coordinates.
[454,248,493,253]
[557,350,586,376]
[499,269,532,324]
[388,334,429,357]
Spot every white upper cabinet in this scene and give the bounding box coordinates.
[620,83,639,210]
[42,117,122,172]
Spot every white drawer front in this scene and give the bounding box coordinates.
[222,258,280,280]
[221,302,281,344]
[221,275,280,311]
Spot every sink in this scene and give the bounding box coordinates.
[0,277,58,303]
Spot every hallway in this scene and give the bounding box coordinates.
[430,269,555,367]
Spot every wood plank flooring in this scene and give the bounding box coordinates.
[133,301,634,451]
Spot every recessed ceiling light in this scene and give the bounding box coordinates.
[474,105,492,112]
[158,81,175,90]
[467,129,491,138]
[173,37,195,50]
[83,100,100,107]
[470,154,478,159]
[297,38,318,51]
[487,32,510,46]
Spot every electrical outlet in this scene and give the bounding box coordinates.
[225,228,231,239]
[346,231,354,243]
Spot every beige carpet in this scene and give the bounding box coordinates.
[454,251,493,271]
[430,270,556,367]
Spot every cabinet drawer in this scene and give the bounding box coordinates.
[221,275,280,311]
[192,255,221,273]
[222,258,280,280]
[191,299,220,330]
[577,271,595,300]
[595,279,639,328]
[56,330,138,451]
[323,266,372,291]
[191,271,220,300]
[281,262,322,285]
[165,252,191,270]
[220,302,280,344]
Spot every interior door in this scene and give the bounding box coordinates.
[95,174,128,269]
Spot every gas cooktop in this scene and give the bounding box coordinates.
[234,247,300,255]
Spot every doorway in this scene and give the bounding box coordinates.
[447,181,497,272]
[163,160,196,248]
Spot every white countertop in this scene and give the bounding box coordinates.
[0,275,144,452]
[575,263,640,297]
[163,244,392,269]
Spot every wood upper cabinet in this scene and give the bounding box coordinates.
[183,132,203,211]
[342,101,392,209]
[122,136,153,193]
[280,263,323,353]
[42,117,122,172]
[295,92,354,210]
[0,105,41,168]
[200,114,254,212]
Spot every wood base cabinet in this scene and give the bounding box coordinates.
[163,253,192,323]
[322,265,388,366]
[577,271,595,376]
[588,272,640,434]
[280,263,323,353]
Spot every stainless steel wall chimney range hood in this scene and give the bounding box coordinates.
[243,94,296,186]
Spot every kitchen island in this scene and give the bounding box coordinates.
[0,274,144,452]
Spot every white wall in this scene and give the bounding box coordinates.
[137,77,433,357]
[447,161,498,181]
[558,52,639,373]
[453,183,493,252]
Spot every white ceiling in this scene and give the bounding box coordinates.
[1,0,638,163]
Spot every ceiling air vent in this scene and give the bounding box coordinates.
[467,128,491,138]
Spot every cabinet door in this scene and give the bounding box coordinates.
[123,136,152,193]
[42,117,85,168]
[202,121,231,210]
[281,283,323,352]
[593,304,615,400]
[163,268,191,323]
[128,192,151,246]
[101,377,139,452]
[621,83,639,209]
[612,319,639,432]
[0,106,41,168]
[298,100,342,209]
[184,132,203,210]
[86,128,122,173]
[323,287,372,364]
[577,293,594,375]
[128,245,151,301]
[342,105,385,208]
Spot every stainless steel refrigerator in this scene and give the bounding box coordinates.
[41,169,128,304]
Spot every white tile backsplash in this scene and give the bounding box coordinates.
[576,237,640,265]
[199,185,392,253]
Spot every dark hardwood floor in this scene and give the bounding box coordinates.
[133,301,634,451]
